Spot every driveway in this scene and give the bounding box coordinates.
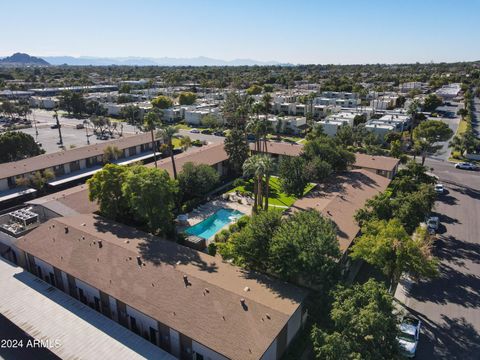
[395,158,480,359]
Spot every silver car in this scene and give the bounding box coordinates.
[397,317,421,358]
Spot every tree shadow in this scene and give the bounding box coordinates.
[137,238,219,273]
[405,306,480,360]
[434,235,480,267]
[408,262,480,308]
[436,192,458,206]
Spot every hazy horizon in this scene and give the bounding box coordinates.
[2,0,480,65]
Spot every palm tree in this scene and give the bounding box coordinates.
[260,155,275,210]
[242,155,264,213]
[158,125,179,179]
[261,94,272,152]
[143,112,161,168]
[242,154,274,212]
[179,135,192,152]
[246,115,262,152]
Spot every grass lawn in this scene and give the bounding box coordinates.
[447,118,469,162]
[231,176,315,208]
[172,137,182,148]
[266,134,304,143]
[175,123,193,130]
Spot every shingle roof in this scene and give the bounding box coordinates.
[27,184,97,216]
[293,169,391,252]
[16,214,307,360]
[250,141,400,172]
[352,153,400,172]
[0,133,153,179]
[150,142,228,177]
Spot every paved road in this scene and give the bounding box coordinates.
[429,102,461,161]
[397,158,480,359]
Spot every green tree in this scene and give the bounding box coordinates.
[16,170,54,193]
[179,135,192,151]
[246,84,263,95]
[303,137,356,171]
[151,95,174,109]
[269,209,340,288]
[413,120,453,165]
[178,92,197,105]
[243,154,267,212]
[87,164,129,221]
[0,131,44,163]
[230,210,283,270]
[423,94,443,112]
[158,125,179,179]
[177,162,220,202]
[123,166,177,236]
[120,104,142,130]
[350,219,438,292]
[311,279,400,360]
[303,157,332,183]
[335,124,354,146]
[390,139,402,158]
[278,156,308,197]
[222,92,253,128]
[103,145,122,163]
[224,128,249,175]
[143,112,161,168]
[200,113,221,129]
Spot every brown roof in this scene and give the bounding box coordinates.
[353,153,400,172]
[27,184,98,216]
[16,214,306,360]
[150,143,228,177]
[0,133,152,179]
[249,141,303,157]
[251,141,400,172]
[293,169,391,252]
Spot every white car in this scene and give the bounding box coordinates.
[455,162,476,170]
[427,216,439,234]
[434,184,444,194]
[189,128,200,133]
[397,317,421,358]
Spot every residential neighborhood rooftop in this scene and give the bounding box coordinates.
[16,214,308,360]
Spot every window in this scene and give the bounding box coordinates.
[194,353,204,360]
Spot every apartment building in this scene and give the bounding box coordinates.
[0,134,162,204]
[7,213,308,360]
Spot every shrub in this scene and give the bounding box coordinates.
[214,229,231,243]
[207,242,217,256]
[233,178,246,188]
[236,216,250,230]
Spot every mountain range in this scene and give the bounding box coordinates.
[0,53,50,66]
[41,55,284,66]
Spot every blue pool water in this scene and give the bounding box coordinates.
[185,208,244,239]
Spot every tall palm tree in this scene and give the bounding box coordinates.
[179,135,192,152]
[260,155,275,210]
[246,115,262,152]
[158,125,179,179]
[242,155,264,213]
[261,94,272,152]
[143,112,161,168]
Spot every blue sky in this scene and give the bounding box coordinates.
[1,0,479,64]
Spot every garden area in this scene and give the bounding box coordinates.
[230,176,315,208]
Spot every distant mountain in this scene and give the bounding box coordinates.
[42,55,285,66]
[0,53,50,66]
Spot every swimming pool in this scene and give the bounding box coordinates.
[185,208,244,239]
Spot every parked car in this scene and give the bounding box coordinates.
[201,129,212,135]
[213,131,224,136]
[455,162,476,170]
[189,128,200,133]
[427,216,439,234]
[76,123,85,129]
[397,316,421,358]
[50,124,59,129]
[434,184,445,194]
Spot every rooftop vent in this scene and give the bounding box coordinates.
[98,240,103,249]
[183,275,191,287]
[64,226,69,234]
[136,256,142,266]
[244,286,250,292]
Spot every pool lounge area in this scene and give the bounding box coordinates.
[185,208,243,240]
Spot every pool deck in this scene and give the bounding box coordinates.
[177,197,252,243]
